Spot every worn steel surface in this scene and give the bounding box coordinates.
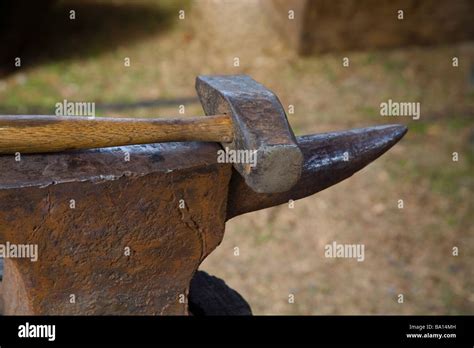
[227,125,407,219]
[0,125,407,315]
[0,142,231,314]
[196,75,303,194]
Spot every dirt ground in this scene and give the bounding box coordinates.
[0,0,472,314]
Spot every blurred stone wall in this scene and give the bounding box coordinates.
[263,0,474,54]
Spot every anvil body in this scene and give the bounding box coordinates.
[0,125,406,314]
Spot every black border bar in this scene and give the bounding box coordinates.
[0,315,472,345]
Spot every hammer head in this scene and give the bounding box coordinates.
[196,75,303,193]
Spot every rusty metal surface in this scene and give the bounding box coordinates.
[226,125,408,219]
[0,142,232,314]
[196,75,303,194]
[0,124,407,315]
[0,141,222,189]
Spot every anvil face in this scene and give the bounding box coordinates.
[0,125,406,315]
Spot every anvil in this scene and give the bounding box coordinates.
[0,75,407,315]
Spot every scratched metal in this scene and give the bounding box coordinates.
[0,141,222,189]
[0,124,406,314]
[226,124,408,219]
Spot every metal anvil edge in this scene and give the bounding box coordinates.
[0,124,406,314]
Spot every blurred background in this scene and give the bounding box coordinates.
[0,0,472,314]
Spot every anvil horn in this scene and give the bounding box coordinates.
[226,124,407,220]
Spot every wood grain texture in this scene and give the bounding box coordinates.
[0,114,233,154]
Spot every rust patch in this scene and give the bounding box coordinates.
[0,142,231,315]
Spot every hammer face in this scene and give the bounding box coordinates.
[196,75,303,193]
[250,143,304,193]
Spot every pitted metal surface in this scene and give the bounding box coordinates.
[0,141,222,189]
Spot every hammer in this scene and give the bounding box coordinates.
[0,75,303,194]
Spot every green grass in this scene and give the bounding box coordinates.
[409,122,428,134]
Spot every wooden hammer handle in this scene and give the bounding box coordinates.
[0,115,233,154]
